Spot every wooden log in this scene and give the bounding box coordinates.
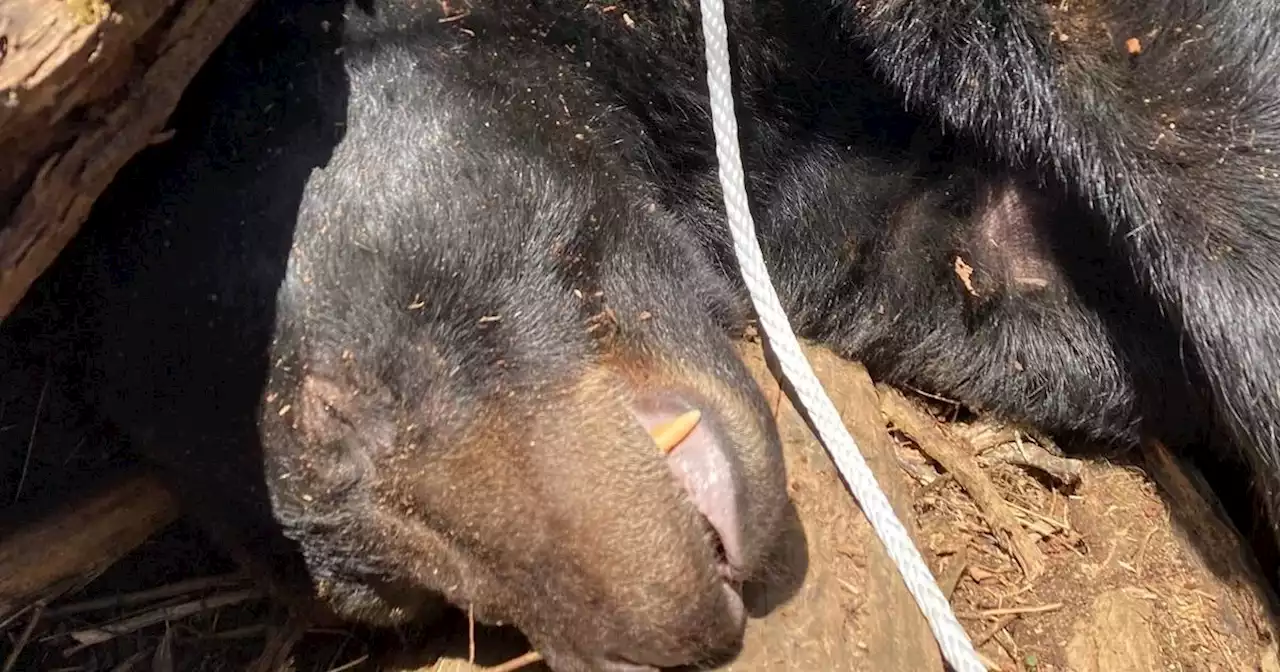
[730,342,945,672]
[0,0,256,320]
[0,470,179,623]
[1140,440,1280,632]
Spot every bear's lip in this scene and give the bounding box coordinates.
[630,393,747,580]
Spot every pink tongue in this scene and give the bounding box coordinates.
[631,399,744,572]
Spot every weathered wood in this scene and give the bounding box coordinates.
[730,343,945,672]
[0,0,256,320]
[0,470,179,622]
[1141,440,1280,639]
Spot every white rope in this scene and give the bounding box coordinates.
[695,1,986,669]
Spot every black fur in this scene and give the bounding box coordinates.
[518,1,1195,446]
[827,1,1280,490]
[504,0,1280,538]
[574,1,1272,458]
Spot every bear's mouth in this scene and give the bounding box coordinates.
[631,393,748,582]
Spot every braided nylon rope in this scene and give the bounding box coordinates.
[695,1,986,669]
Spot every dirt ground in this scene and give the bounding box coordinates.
[1,335,1278,671]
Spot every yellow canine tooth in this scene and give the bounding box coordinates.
[650,409,702,455]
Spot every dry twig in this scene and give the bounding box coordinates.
[973,614,1018,647]
[937,549,970,599]
[64,588,260,653]
[978,443,1084,487]
[959,602,1064,619]
[1,601,43,672]
[247,612,308,672]
[0,471,180,622]
[489,651,544,672]
[106,649,151,672]
[878,385,1046,581]
[46,573,246,618]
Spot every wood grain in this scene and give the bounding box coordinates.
[0,0,256,320]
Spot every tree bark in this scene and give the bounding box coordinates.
[0,0,256,320]
[0,470,179,622]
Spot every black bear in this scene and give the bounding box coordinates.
[520,1,1175,446]
[39,1,795,670]
[813,1,1280,523]
[27,0,1280,670]
[566,0,1280,542]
